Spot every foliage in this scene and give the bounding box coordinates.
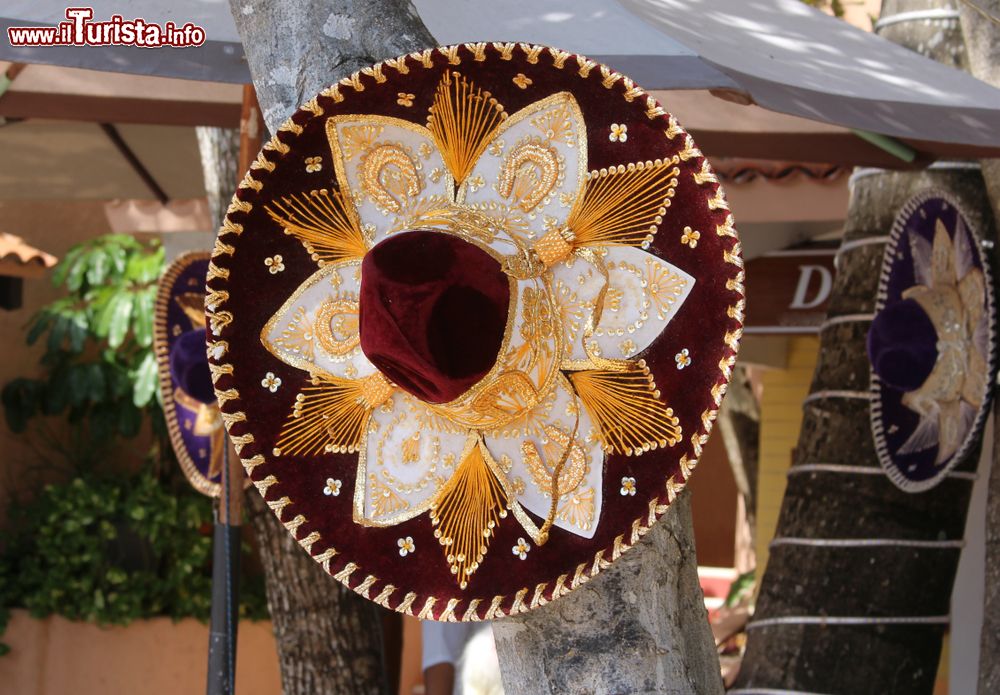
[1,235,165,461]
[799,0,845,17]
[0,234,269,653]
[0,468,268,641]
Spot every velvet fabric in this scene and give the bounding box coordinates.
[170,328,216,404]
[359,230,510,404]
[866,298,937,392]
[206,44,745,617]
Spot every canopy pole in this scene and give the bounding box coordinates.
[851,129,917,163]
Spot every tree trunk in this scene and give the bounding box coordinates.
[493,493,724,695]
[956,3,1000,693]
[735,2,996,692]
[196,127,241,230]
[227,2,435,693]
[717,365,760,548]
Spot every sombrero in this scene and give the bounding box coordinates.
[155,252,245,497]
[205,43,743,619]
[868,190,996,492]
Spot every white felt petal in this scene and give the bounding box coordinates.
[327,116,450,242]
[462,92,587,244]
[483,376,603,539]
[261,263,376,380]
[548,247,695,362]
[356,391,469,526]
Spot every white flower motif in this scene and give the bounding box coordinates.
[305,156,322,173]
[323,478,342,496]
[264,255,285,274]
[261,72,699,588]
[397,536,415,557]
[680,226,701,249]
[675,349,692,370]
[512,537,531,560]
[261,371,282,392]
[620,476,637,496]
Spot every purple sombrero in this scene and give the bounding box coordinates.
[868,190,997,491]
[155,252,244,497]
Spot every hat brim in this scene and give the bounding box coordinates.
[205,43,744,619]
[870,189,997,492]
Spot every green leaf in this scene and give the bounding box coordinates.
[132,352,158,407]
[117,400,141,438]
[132,287,155,348]
[66,250,92,292]
[106,294,134,349]
[86,248,110,286]
[26,312,53,346]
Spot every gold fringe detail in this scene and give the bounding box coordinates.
[568,360,682,455]
[266,189,368,264]
[665,116,683,140]
[568,159,679,249]
[469,42,487,61]
[277,373,394,456]
[493,42,516,60]
[645,96,666,120]
[519,43,542,64]
[439,45,461,65]
[577,58,596,78]
[429,443,508,589]
[462,599,483,622]
[549,48,571,69]
[427,71,506,186]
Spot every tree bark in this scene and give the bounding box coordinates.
[735,2,997,692]
[196,127,241,230]
[956,3,1000,693]
[493,493,724,695]
[717,365,760,546]
[228,2,435,693]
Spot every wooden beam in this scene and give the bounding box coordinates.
[0,92,240,127]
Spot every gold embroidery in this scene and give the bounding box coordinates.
[266,189,368,264]
[532,227,575,267]
[521,425,589,497]
[429,441,508,589]
[401,432,421,463]
[340,124,383,161]
[370,475,409,517]
[513,73,532,89]
[427,71,507,186]
[645,258,689,321]
[568,361,682,455]
[314,297,360,356]
[277,372,394,456]
[275,306,316,361]
[557,487,595,531]
[568,159,680,249]
[498,138,562,213]
[530,95,577,145]
[360,143,422,213]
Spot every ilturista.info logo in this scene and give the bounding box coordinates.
[7,7,207,48]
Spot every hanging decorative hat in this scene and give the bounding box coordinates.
[868,190,996,492]
[205,43,743,619]
[155,252,242,496]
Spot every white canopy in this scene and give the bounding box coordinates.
[3,0,1000,152]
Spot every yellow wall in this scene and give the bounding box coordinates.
[754,336,819,577]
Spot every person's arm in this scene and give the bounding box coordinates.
[421,621,473,695]
[423,662,457,695]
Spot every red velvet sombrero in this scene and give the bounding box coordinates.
[206,43,743,619]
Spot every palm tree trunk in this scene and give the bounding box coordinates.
[956,2,1000,692]
[226,2,436,693]
[735,2,997,692]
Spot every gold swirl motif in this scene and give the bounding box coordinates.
[360,144,421,213]
[467,371,540,424]
[498,138,561,213]
[315,297,360,356]
[521,424,588,498]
